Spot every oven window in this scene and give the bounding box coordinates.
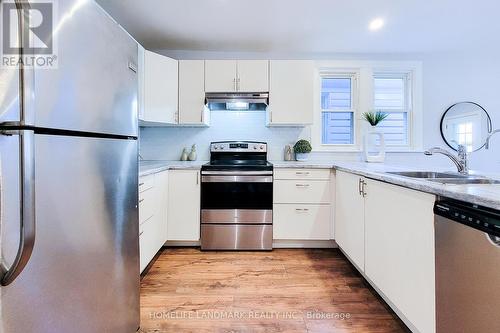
[201,182,272,210]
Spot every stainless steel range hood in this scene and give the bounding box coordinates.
[205,93,269,111]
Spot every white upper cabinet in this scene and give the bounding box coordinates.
[178,60,209,125]
[143,50,178,124]
[205,60,238,92]
[268,60,314,126]
[237,60,269,92]
[205,60,269,92]
[137,44,145,120]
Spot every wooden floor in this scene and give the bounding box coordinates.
[140,248,409,333]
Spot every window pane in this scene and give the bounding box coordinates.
[321,78,352,110]
[374,77,405,109]
[375,112,408,145]
[322,112,354,144]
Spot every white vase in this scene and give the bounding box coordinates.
[363,126,386,163]
[295,153,310,161]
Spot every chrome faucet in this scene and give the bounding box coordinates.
[424,145,468,174]
[485,129,500,149]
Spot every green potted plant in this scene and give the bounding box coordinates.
[293,139,312,161]
[362,111,388,126]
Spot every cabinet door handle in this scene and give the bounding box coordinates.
[362,180,367,197]
[295,172,310,175]
[139,231,144,236]
[139,182,145,186]
[233,78,237,91]
[295,208,310,212]
[295,183,310,187]
[139,199,144,204]
[358,178,363,196]
[197,172,199,185]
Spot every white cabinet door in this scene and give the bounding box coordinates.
[334,170,365,270]
[205,60,237,92]
[139,216,157,273]
[167,170,200,241]
[144,51,178,124]
[237,60,269,92]
[364,180,435,333]
[268,60,314,125]
[154,171,169,245]
[138,171,169,273]
[178,60,209,125]
[274,204,330,240]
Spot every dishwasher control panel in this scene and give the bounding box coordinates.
[434,198,500,238]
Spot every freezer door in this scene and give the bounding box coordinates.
[1,134,139,333]
[0,2,21,124]
[34,0,138,136]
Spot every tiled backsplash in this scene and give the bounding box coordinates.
[139,110,455,169]
[140,111,308,161]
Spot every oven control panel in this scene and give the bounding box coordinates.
[210,141,267,152]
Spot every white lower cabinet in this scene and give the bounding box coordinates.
[334,170,366,270]
[364,179,435,333]
[273,168,332,241]
[139,171,168,273]
[167,170,200,241]
[335,170,435,333]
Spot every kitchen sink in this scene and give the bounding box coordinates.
[386,171,500,185]
[425,178,500,185]
[386,171,468,179]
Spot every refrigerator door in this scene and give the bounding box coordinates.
[34,0,138,137]
[0,133,139,333]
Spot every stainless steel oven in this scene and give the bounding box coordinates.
[200,142,273,250]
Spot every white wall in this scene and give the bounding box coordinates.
[422,51,500,172]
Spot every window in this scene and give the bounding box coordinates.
[373,73,412,146]
[321,75,356,145]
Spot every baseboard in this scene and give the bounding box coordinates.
[165,240,337,249]
[272,239,338,248]
[165,240,201,247]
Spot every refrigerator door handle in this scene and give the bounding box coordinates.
[1,130,36,286]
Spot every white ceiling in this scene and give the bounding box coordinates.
[97,0,499,55]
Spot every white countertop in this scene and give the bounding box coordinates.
[140,159,500,210]
[139,160,207,177]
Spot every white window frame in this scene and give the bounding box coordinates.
[372,71,413,148]
[319,72,359,147]
[312,60,423,152]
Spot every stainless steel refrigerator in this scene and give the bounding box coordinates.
[0,0,140,332]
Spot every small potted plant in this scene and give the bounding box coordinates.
[361,111,388,163]
[293,139,312,161]
[362,111,388,126]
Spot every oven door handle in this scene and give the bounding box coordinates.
[201,175,273,183]
[201,171,273,176]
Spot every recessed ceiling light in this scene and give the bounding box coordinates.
[369,18,385,31]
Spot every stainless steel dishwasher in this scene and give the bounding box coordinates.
[434,198,500,333]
